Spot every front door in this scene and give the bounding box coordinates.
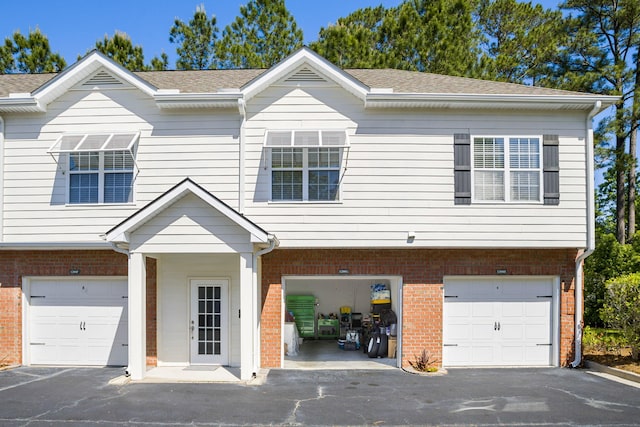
[190,279,228,365]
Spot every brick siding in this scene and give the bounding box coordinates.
[260,248,578,369]
[0,250,157,367]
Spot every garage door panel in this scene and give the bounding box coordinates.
[446,324,471,341]
[471,301,495,317]
[470,345,495,364]
[445,301,471,316]
[471,324,494,341]
[28,279,128,366]
[501,301,526,317]
[525,324,551,341]
[500,324,524,341]
[501,344,525,363]
[525,300,550,317]
[444,277,554,367]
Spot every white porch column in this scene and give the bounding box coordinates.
[239,252,255,380]
[127,251,147,380]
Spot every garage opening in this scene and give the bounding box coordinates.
[281,275,401,370]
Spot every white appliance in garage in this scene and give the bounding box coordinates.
[25,278,128,366]
[443,277,558,367]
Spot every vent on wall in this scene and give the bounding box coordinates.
[80,70,127,88]
[284,67,327,83]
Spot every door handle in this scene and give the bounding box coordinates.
[497,322,501,331]
[80,321,86,331]
[494,322,497,331]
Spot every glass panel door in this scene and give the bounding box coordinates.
[190,279,228,365]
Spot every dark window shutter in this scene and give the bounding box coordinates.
[454,133,471,205]
[543,134,559,205]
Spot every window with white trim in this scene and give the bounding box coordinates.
[266,130,347,202]
[48,133,138,204]
[473,136,541,202]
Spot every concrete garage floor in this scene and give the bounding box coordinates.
[284,339,398,370]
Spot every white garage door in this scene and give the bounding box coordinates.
[28,278,128,366]
[443,277,554,367]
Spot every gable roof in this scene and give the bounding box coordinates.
[0,47,618,113]
[104,178,272,246]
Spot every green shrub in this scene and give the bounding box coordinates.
[583,326,627,354]
[601,273,640,360]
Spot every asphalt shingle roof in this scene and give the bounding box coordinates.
[0,67,595,98]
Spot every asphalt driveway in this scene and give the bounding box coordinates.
[0,366,639,426]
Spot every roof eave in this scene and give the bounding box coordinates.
[365,93,619,113]
[154,92,243,109]
[0,97,44,113]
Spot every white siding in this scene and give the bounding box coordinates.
[129,193,251,253]
[156,253,241,367]
[242,84,589,248]
[2,88,240,243]
[1,79,590,249]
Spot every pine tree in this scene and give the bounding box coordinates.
[555,0,640,244]
[94,31,147,71]
[150,52,169,71]
[0,28,66,73]
[476,0,565,85]
[216,0,303,69]
[310,6,389,68]
[169,4,219,70]
[0,38,14,73]
[381,0,480,76]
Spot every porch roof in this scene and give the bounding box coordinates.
[104,178,272,248]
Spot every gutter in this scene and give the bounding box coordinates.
[571,100,601,368]
[252,234,279,376]
[109,242,130,256]
[0,241,112,250]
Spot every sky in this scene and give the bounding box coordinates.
[0,0,561,68]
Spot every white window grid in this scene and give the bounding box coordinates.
[265,130,347,202]
[471,136,543,203]
[67,150,134,204]
[270,147,342,202]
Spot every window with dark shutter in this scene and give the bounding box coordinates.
[543,134,560,205]
[454,133,471,205]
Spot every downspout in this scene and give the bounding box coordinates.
[252,234,279,375]
[570,100,601,368]
[0,116,4,242]
[238,99,246,214]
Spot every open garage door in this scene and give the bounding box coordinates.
[443,277,558,367]
[282,275,402,370]
[26,278,128,366]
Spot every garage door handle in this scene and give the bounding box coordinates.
[494,322,501,331]
[443,344,458,347]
